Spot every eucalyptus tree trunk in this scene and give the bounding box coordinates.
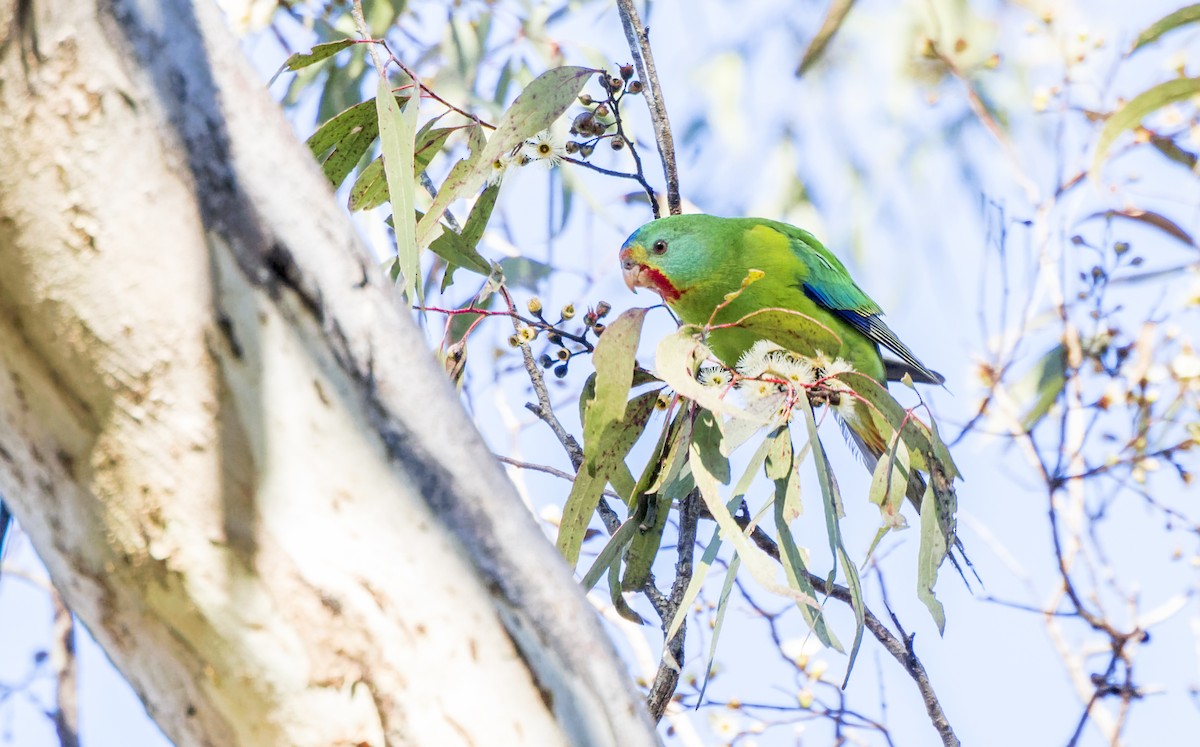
[0,1,656,745]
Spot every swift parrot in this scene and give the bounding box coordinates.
[619,214,946,515]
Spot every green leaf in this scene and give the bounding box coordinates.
[796,0,856,76]
[1091,77,1200,180]
[686,410,819,625]
[284,39,356,72]
[1131,5,1200,53]
[1012,344,1068,432]
[697,551,741,702]
[427,227,494,277]
[557,311,654,568]
[557,391,658,568]
[377,73,420,304]
[768,427,841,650]
[583,309,648,448]
[622,412,690,590]
[726,308,843,361]
[348,127,457,212]
[917,482,948,633]
[797,395,864,684]
[440,183,502,289]
[307,98,385,188]
[414,66,596,249]
[580,515,641,591]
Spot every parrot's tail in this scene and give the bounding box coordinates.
[838,414,980,590]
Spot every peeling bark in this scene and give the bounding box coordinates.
[0,1,657,745]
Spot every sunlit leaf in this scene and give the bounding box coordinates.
[1091,77,1200,180]
[377,73,420,303]
[655,328,761,420]
[415,66,596,249]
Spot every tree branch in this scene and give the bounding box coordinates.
[615,0,681,216]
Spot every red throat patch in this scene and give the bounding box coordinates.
[635,265,681,303]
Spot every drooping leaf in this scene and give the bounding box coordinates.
[917,482,948,633]
[415,66,596,248]
[622,411,690,590]
[686,410,818,622]
[580,514,641,591]
[697,551,741,702]
[767,427,841,650]
[557,310,652,568]
[1091,77,1200,179]
[1130,5,1200,53]
[377,73,420,304]
[797,395,864,684]
[440,183,502,289]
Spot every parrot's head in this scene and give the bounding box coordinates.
[619,215,714,305]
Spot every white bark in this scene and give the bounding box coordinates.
[0,1,657,745]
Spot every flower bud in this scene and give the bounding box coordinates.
[527,296,543,315]
[565,141,580,154]
[610,136,625,150]
[595,301,612,317]
[553,364,569,378]
[579,143,595,158]
[594,103,610,118]
[579,93,593,105]
[626,80,643,94]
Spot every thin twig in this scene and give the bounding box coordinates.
[50,593,79,747]
[615,0,681,215]
[495,455,624,502]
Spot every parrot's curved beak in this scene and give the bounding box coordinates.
[619,244,645,293]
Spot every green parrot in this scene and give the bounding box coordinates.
[619,214,944,514]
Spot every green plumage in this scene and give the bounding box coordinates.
[619,214,943,513]
[620,214,941,386]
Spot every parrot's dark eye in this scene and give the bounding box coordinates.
[651,239,668,255]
